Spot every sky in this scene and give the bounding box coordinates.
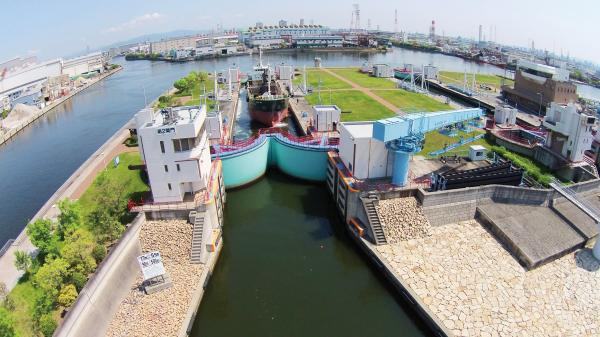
[1,0,598,64]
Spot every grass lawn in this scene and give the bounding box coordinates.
[293,69,352,90]
[330,68,397,89]
[438,71,514,90]
[373,89,451,113]
[7,279,41,337]
[417,129,489,157]
[78,151,149,217]
[304,90,395,121]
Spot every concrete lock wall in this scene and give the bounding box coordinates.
[219,136,331,188]
[55,214,145,337]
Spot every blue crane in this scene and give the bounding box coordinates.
[372,108,483,186]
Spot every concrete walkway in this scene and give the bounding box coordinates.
[0,125,134,290]
[320,68,400,113]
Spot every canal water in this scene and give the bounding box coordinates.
[190,170,428,337]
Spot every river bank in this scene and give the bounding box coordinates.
[0,123,134,291]
[0,66,122,147]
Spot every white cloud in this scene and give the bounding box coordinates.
[104,13,164,33]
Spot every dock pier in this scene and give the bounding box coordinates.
[279,80,311,136]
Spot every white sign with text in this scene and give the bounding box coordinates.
[137,251,166,280]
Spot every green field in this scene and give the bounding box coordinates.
[78,152,148,217]
[330,68,397,89]
[293,69,352,90]
[6,279,45,337]
[417,129,489,157]
[438,71,514,90]
[305,90,395,121]
[373,89,451,113]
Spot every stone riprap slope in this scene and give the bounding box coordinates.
[106,220,203,337]
[376,220,600,337]
[375,197,430,243]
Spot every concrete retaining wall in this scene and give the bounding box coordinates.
[417,185,554,226]
[55,214,144,337]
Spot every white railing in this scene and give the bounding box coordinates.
[550,179,600,223]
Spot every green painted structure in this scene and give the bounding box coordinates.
[215,134,335,188]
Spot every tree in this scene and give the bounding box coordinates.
[33,258,70,300]
[27,219,60,260]
[88,176,129,243]
[173,78,190,94]
[89,209,124,243]
[61,228,96,275]
[0,307,16,337]
[57,199,83,239]
[14,250,31,272]
[38,313,57,337]
[57,284,78,308]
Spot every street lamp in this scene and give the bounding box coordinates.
[536,92,543,117]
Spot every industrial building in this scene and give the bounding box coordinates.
[0,59,62,106]
[502,60,577,114]
[542,102,595,163]
[312,105,341,132]
[338,122,395,180]
[150,35,203,55]
[62,52,106,78]
[240,23,331,48]
[135,105,213,203]
[293,36,343,48]
[372,64,393,78]
[494,105,518,126]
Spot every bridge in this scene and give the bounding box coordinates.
[373,108,484,186]
[213,130,338,188]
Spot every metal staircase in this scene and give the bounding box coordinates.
[582,155,599,178]
[364,198,387,245]
[190,211,205,264]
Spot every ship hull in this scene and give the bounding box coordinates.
[248,98,289,127]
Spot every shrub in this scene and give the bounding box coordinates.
[57,284,78,308]
[33,258,70,300]
[491,146,554,186]
[14,250,32,272]
[70,271,88,291]
[38,313,57,337]
[61,228,97,275]
[92,244,107,263]
[0,307,16,337]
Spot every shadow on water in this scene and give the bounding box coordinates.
[190,168,431,337]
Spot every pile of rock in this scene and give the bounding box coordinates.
[375,197,430,243]
[105,220,203,337]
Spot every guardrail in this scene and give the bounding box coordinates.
[0,239,15,258]
[212,129,339,157]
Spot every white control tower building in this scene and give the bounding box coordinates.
[135,105,212,203]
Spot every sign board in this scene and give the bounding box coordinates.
[157,127,175,135]
[137,251,166,281]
